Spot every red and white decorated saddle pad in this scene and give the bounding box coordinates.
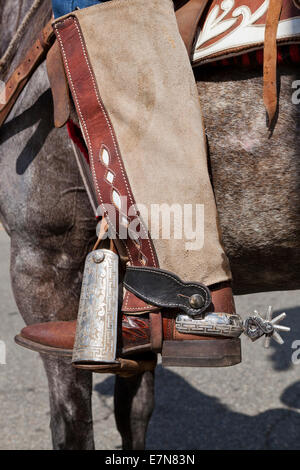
[192,0,300,65]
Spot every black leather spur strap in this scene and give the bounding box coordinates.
[124,266,212,317]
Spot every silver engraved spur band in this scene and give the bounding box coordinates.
[175,307,290,347]
[176,313,244,338]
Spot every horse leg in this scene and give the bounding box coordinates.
[9,226,95,449]
[42,355,94,450]
[114,370,155,450]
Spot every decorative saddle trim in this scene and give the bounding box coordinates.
[54,15,159,313]
[192,0,300,66]
[204,43,300,68]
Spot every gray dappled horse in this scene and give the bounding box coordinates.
[0,0,155,450]
[1,0,299,450]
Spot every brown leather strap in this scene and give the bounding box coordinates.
[0,19,54,128]
[46,40,70,128]
[150,312,163,353]
[54,16,158,269]
[54,16,159,313]
[263,0,283,127]
[176,0,210,57]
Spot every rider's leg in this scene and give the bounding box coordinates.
[51,0,109,19]
[18,0,237,368]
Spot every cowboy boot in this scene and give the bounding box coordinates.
[16,279,241,371]
[15,0,242,373]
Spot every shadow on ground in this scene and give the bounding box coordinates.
[268,307,300,372]
[94,307,300,450]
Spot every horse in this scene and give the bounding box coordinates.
[0,0,156,450]
[0,0,299,450]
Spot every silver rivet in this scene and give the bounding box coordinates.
[189,294,205,309]
[93,251,105,264]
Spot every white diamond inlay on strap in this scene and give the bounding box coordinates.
[100,146,110,166]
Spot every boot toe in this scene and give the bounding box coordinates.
[21,321,76,350]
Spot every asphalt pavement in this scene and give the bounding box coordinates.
[1,228,300,449]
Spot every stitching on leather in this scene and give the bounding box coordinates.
[72,17,157,269]
[124,282,207,313]
[123,289,154,311]
[54,20,133,266]
[127,267,209,294]
[125,267,210,312]
[55,17,158,273]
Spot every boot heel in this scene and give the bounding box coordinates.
[161,338,241,367]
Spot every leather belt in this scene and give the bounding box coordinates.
[0,19,54,128]
[263,0,283,128]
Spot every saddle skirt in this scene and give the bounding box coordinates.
[192,0,300,66]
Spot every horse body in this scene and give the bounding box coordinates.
[197,65,300,294]
[1,0,299,450]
